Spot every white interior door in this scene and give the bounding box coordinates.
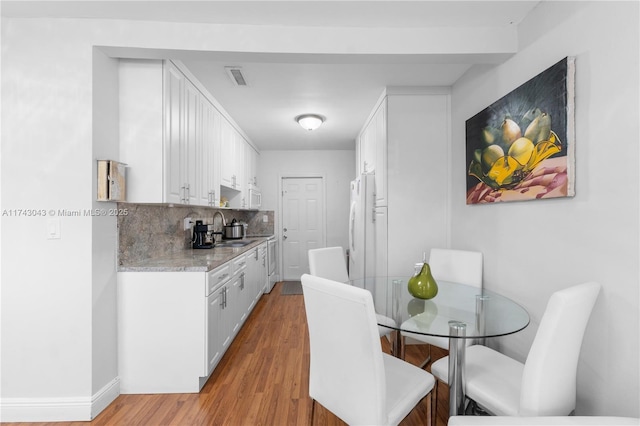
[281,177,325,281]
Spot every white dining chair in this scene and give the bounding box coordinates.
[308,246,397,337]
[402,248,484,364]
[308,246,350,282]
[301,274,435,426]
[447,415,640,425]
[431,281,601,418]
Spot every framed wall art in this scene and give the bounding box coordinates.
[466,56,575,204]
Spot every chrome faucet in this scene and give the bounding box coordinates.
[212,210,226,243]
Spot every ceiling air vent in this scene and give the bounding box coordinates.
[225,66,248,87]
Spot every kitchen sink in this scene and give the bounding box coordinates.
[215,239,254,248]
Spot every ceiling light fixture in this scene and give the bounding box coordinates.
[296,114,325,131]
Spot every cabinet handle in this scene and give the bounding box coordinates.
[222,287,227,308]
[218,273,229,281]
[182,184,190,204]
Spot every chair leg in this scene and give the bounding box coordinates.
[426,390,433,426]
[431,379,439,426]
[418,344,432,369]
[309,398,316,425]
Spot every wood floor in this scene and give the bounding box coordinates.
[7,282,451,426]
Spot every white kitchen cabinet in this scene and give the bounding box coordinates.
[246,144,259,189]
[220,123,251,208]
[373,206,389,309]
[220,120,245,193]
[356,98,387,206]
[198,99,221,207]
[230,253,248,329]
[205,262,232,375]
[120,59,257,208]
[118,271,207,393]
[257,243,268,296]
[360,88,450,277]
[244,246,263,313]
[164,62,184,204]
[220,118,236,190]
[120,60,199,204]
[359,120,376,175]
[206,284,224,375]
[118,247,266,394]
[374,100,388,206]
[182,78,200,205]
[234,133,246,208]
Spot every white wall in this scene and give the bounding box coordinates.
[1,17,96,421]
[450,1,639,417]
[90,49,120,413]
[259,150,355,251]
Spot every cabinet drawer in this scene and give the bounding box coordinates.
[232,254,247,275]
[207,264,231,295]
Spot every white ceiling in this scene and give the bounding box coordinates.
[2,0,541,151]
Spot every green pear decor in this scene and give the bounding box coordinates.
[408,261,439,300]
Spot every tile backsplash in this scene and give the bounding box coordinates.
[117,203,274,266]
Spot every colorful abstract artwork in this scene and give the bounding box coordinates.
[466,57,575,204]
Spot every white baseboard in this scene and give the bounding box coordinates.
[0,377,120,422]
[91,377,120,419]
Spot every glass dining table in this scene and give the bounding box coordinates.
[350,277,530,416]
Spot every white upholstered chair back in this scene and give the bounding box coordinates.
[428,248,483,288]
[301,273,387,424]
[308,247,349,283]
[519,281,601,415]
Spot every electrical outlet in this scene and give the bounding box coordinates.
[184,217,192,230]
[262,215,268,223]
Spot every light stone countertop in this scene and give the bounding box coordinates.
[118,236,271,273]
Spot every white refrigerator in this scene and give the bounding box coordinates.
[349,173,389,314]
[348,173,376,284]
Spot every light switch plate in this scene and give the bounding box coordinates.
[47,218,61,239]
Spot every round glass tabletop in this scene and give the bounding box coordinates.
[350,277,530,339]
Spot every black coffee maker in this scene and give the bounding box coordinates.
[192,220,213,249]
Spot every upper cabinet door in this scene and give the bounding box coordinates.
[163,62,184,204]
[220,119,235,189]
[198,97,218,206]
[183,79,200,205]
[359,122,375,174]
[374,99,387,207]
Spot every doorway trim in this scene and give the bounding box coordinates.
[278,173,327,280]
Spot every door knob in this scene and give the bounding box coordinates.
[283,235,288,240]
[283,228,287,232]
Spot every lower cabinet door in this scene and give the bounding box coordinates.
[206,287,224,375]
